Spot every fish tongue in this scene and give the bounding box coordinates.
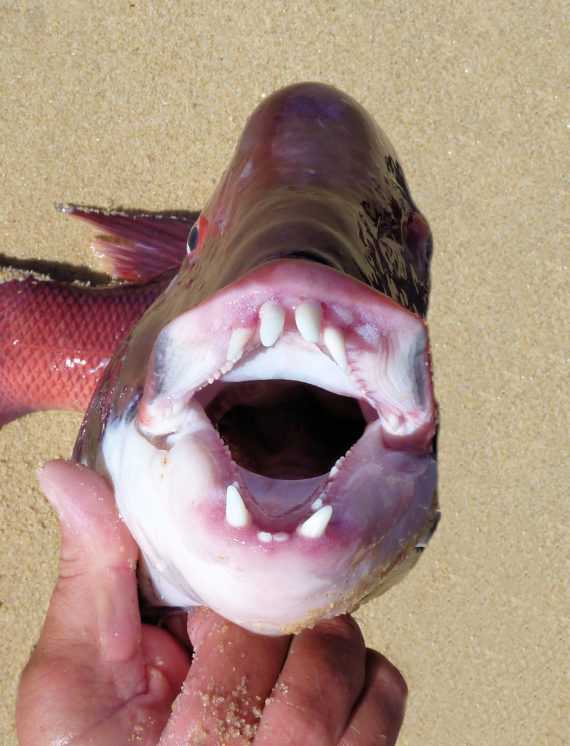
[238,469,326,519]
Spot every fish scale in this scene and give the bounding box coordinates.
[0,275,166,423]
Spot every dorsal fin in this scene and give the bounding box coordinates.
[59,205,198,282]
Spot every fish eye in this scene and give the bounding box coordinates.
[186,225,199,254]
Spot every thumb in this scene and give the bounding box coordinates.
[38,459,142,665]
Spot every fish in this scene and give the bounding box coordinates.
[0,83,439,635]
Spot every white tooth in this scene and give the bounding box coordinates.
[258,531,273,543]
[330,456,346,478]
[295,300,322,343]
[225,485,251,528]
[273,532,289,542]
[259,301,285,347]
[323,327,348,371]
[297,505,333,539]
[311,496,324,511]
[227,327,252,361]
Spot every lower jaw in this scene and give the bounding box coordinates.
[102,403,437,633]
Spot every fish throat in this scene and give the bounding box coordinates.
[203,379,369,480]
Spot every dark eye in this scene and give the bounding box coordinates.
[186,225,199,254]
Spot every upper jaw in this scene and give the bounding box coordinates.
[138,259,436,445]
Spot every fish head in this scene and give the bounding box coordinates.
[78,83,439,634]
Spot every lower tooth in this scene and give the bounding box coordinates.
[258,531,273,543]
[385,413,404,433]
[297,505,333,539]
[225,485,251,528]
[311,496,324,511]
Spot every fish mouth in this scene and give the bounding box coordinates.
[103,260,437,632]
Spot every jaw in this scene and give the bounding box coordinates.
[102,260,438,633]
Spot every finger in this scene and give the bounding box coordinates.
[38,459,141,665]
[339,649,407,746]
[158,608,290,745]
[18,460,190,745]
[255,615,367,746]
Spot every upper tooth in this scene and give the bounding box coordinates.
[295,300,322,343]
[259,301,285,347]
[297,505,333,538]
[227,327,252,361]
[323,327,348,371]
[225,485,251,528]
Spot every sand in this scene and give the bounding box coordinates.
[0,2,567,744]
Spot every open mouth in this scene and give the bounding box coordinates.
[102,260,438,630]
[133,260,436,544]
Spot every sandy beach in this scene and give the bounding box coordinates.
[1,2,567,744]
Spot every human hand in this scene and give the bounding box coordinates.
[17,460,407,745]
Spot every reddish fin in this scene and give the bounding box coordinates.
[58,205,197,282]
